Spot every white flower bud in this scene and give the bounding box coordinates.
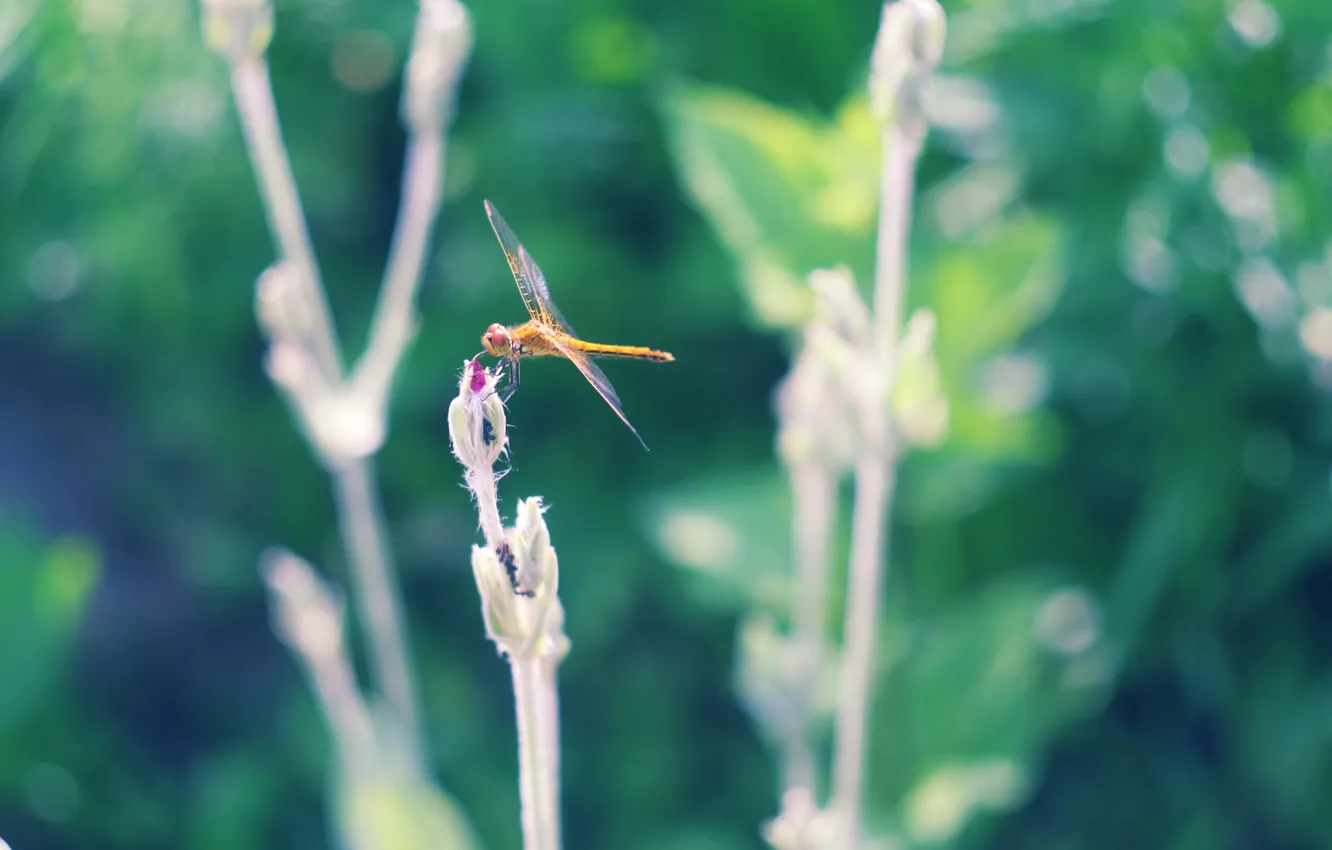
[200,0,274,61]
[404,0,473,132]
[470,497,568,661]
[255,262,314,343]
[869,0,947,133]
[472,544,526,656]
[260,548,345,663]
[448,360,507,473]
[505,497,555,596]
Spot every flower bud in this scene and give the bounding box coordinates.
[472,544,525,656]
[448,360,507,472]
[505,497,555,596]
[260,548,345,664]
[403,0,473,132]
[200,0,274,62]
[255,262,314,344]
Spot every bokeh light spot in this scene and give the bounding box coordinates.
[1234,256,1294,327]
[978,353,1047,416]
[929,163,1018,238]
[26,763,79,823]
[141,79,223,137]
[657,511,739,572]
[1298,308,1332,358]
[1228,0,1281,49]
[1142,66,1190,117]
[1034,588,1100,656]
[1164,124,1209,178]
[27,241,81,301]
[331,30,395,93]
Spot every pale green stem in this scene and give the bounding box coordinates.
[228,45,443,760]
[534,658,563,848]
[467,465,506,550]
[828,122,921,840]
[512,657,563,850]
[228,55,343,381]
[358,131,448,392]
[332,458,424,764]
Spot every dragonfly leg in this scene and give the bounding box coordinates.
[498,355,521,403]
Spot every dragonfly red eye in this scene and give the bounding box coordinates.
[482,323,510,356]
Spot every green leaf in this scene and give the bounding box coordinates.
[660,83,879,330]
[335,771,482,850]
[876,576,1110,844]
[639,466,798,613]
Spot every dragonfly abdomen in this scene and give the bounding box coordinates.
[572,341,675,362]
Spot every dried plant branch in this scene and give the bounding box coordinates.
[202,0,473,763]
[827,0,946,844]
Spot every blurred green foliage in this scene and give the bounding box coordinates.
[4,0,1332,849]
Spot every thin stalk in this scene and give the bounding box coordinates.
[533,658,564,849]
[228,49,436,759]
[512,657,563,850]
[359,131,448,392]
[332,458,424,762]
[228,56,343,381]
[467,464,506,550]
[828,121,921,837]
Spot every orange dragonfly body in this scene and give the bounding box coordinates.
[479,200,674,449]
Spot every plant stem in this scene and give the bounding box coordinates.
[512,657,563,850]
[228,56,343,381]
[358,131,448,393]
[332,457,424,761]
[228,51,427,757]
[785,461,836,796]
[467,465,506,550]
[828,120,921,839]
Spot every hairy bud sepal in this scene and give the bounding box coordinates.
[471,497,569,663]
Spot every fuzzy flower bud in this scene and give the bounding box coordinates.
[255,262,315,343]
[200,0,274,62]
[505,496,554,595]
[775,267,871,471]
[261,547,345,663]
[735,614,835,748]
[403,0,473,133]
[762,787,842,850]
[448,359,508,473]
[869,0,947,133]
[471,498,568,662]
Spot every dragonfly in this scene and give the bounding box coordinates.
[478,200,675,450]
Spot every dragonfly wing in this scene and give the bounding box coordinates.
[484,200,546,325]
[542,332,648,450]
[518,245,579,339]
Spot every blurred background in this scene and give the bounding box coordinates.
[4,0,1332,848]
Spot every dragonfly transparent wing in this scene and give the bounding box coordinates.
[484,200,546,325]
[517,244,578,339]
[542,333,648,450]
[484,199,578,338]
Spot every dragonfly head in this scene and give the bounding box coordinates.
[481,323,511,357]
